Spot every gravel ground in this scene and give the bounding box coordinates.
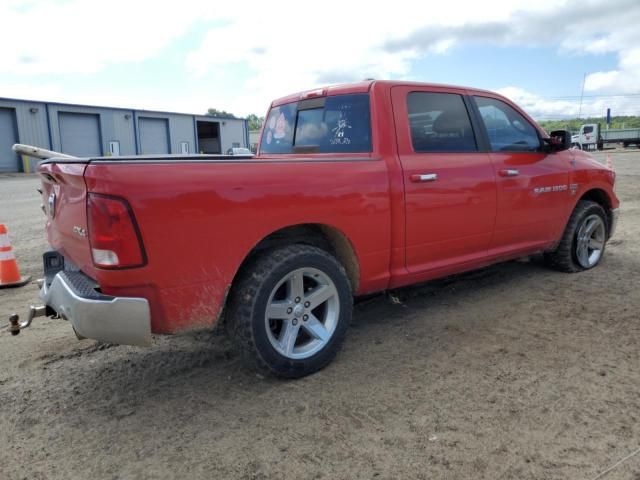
[1,150,639,480]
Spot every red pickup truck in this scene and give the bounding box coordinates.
[30,80,619,377]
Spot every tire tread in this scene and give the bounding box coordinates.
[545,200,606,273]
[226,244,351,378]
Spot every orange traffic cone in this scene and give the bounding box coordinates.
[606,154,613,169]
[0,224,31,288]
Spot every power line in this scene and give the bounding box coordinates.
[546,93,640,99]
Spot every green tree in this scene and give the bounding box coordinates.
[246,114,265,131]
[206,108,236,118]
[538,116,640,133]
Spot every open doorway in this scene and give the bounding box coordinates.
[196,120,221,153]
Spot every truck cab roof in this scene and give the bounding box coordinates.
[270,80,499,107]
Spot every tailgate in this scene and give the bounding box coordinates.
[39,161,93,272]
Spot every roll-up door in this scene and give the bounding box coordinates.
[59,112,102,156]
[139,117,170,154]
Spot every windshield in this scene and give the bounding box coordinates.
[260,94,371,154]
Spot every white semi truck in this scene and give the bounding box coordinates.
[571,123,640,150]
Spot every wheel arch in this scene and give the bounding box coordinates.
[577,188,613,235]
[234,223,360,294]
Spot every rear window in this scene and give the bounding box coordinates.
[407,92,477,152]
[260,94,371,154]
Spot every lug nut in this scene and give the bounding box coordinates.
[303,314,308,321]
[304,301,310,308]
[295,297,301,303]
[287,307,293,314]
[292,319,298,326]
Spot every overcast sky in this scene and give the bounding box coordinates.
[1,0,639,120]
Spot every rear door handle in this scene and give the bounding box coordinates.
[499,169,519,177]
[410,173,438,182]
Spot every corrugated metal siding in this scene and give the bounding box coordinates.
[219,119,248,153]
[167,115,195,154]
[49,105,138,157]
[0,99,50,172]
[0,98,247,171]
[104,110,137,155]
[0,108,19,172]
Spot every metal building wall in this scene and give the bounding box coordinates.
[47,104,138,156]
[0,108,20,172]
[219,118,249,153]
[103,110,137,155]
[194,115,250,154]
[0,97,250,172]
[134,111,196,154]
[0,99,50,172]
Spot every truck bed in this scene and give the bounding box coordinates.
[38,154,392,334]
[601,128,640,142]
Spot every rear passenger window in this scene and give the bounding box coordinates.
[474,96,541,152]
[260,94,371,154]
[407,92,477,153]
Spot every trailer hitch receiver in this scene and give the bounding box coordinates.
[6,305,48,336]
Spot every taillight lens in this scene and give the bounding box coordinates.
[87,193,146,268]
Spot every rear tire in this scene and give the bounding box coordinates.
[545,200,608,272]
[226,245,353,378]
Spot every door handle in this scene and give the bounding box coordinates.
[499,169,519,177]
[410,173,438,182]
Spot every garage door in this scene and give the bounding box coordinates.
[59,112,102,156]
[0,108,19,172]
[139,117,170,154]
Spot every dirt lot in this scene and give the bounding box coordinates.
[1,151,639,480]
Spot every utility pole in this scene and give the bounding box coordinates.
[577,72,586,119]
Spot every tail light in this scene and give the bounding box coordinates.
[87,193,146,269]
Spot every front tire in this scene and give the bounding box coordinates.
[227,245,353,378]
[545,200,608,272]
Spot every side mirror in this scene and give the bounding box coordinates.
[547,130,572,152]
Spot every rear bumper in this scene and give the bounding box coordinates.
[40,271,151,346]
[609,208,620,238]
